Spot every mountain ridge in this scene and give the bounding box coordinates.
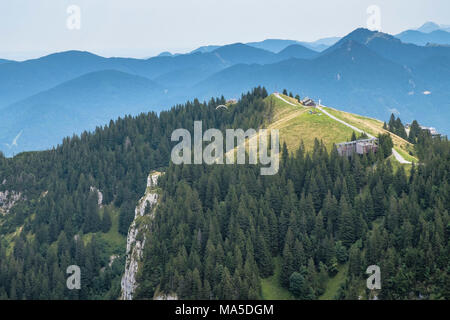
[396,29,450,46]
[0,27,449,156]
[0,70,164,156]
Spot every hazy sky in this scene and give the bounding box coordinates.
[1,0,449,60]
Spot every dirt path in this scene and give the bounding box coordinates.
[317,105,375,139]
[320,107,413,151]
[392,148,412,164]
[316,105,413,163]
[273,93,300,107]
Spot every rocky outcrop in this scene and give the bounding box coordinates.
[120,171,162,300]
[154,293,178,300]
[90,186,103,207]
[0,190,22,215]
[109,254,119,268]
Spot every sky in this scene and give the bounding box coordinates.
[1,0,449,60]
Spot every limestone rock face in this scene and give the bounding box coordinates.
[120,172,162,300]
[89,186,103,207]
[0,190,22,215]
[154,293,178,300]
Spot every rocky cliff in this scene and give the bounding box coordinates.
[120,171,162,300]
[0,190,22,215]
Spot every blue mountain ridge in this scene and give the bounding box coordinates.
[0,28,449,157]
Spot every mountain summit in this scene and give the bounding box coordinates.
[417,21,442,33]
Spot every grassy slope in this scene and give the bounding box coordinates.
[393,146,417,163]
[321,106,418,162]
[265,95,418,163]
[82,205,126,256]
[265,94,356,152]
[261,256,295,300]
[388,155,413,174]
[100,205,127,252]
[319,264,348,300]
[260,257,349,300]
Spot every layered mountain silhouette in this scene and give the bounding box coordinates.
[0,70,164,155]
[416,21,450,33]
[394,21,450,46]
[396,29,450,46]
[194,39,411,114]
[0,27,449,156]
[325,28,450,65]
[190,37,339,55]
[277,44,319,60]
[246,39,302,53]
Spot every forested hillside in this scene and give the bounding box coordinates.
[0,88,271,299]
[0,87,448,300]
[135,131,449,300]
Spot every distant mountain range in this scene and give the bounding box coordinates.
[395,21,450,46]
[163,22,450,56]
[0,26,449,156]
[0,70,164,154]
[181,37,340,57]
[415,21,450,33]
[396,30,450,46]
[190,28,450,136]
[245,37,340,53]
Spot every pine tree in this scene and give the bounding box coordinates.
[339,197,355,247]
[289,269,314,299]
[101,208,112,233]
[408,120,421,143]
[84,191,101,233]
